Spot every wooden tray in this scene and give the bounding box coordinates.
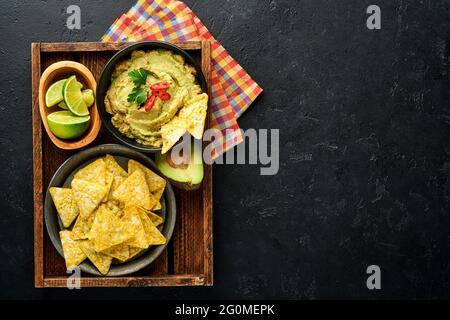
[31,41,213,287]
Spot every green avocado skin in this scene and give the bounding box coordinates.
[155,144,204,191]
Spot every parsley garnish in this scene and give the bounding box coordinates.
[127,68,149,105]
[127,86,148,105]
[128,68,148,86]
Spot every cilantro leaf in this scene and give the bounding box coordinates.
[127,86,148,105]
[128,68,148,86]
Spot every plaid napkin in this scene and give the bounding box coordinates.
[102,0,262,158]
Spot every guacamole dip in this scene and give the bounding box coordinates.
[104,49,204,148]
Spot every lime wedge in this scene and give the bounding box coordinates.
[63,75,89,116]
[82,89,95,107]
[47,111,90,139]
[57,101,68,110]
[45,79,66,107]
[77,81,83,89]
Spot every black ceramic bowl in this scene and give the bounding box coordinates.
[96,41,208,153]
[44,144,177,276]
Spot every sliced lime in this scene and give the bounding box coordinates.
[57,101,68,110]
[45,79,66,107]
[47,110,90,139]
[82,89,95,107]
[63,75,89,116]
[60,77,82,106]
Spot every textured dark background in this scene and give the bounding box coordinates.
[0,0,449,299]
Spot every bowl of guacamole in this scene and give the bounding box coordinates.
[97,41,208,153]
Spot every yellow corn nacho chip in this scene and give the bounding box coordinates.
[151,187,165,211]
[160,116,189,154]
[104,166,114,202]
[102,243,130,262]
[178,93,208,139]
[121,206,150,249]
[128,160,166,193]
[74,158,106,186]
[88,205,133,252]
[59,230,86,271]
[127,246,144,261]
[146,211,164,227]
[152,201,162,211]
[112,169,157,210]
[71,179,107,218]
[49,187,79,228]
[139,208,166,246]
[128,159,166,211]
[105,154,128,200]
[152,186,165,202]
[105,154,127,176]
[79,240,113,275]
[71,209,96,240]
[105,200,122,216]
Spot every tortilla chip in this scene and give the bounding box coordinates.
[160,116,188,154]
[79,240,113,275]
[105,154,128,200]
[59,230,86,271]
[102,243,129,262]
[152,201,162,211]
[121,206,150,249]
[88,205,133,252]
[152,186,165,201]
[71,209,96,240]
[71,179,107,218]
[127,246,144,261]
[104,167,114,202]
[146,211,164,227]
[139,208,166,245]
[178,93,208,139]
[128,160,166,211]
[128,160,166,193]
[105,155,126,174]
[112,169,157,210]
[49,187,79,228]
[151,187,165,211]
[74,158,106,186]
[105,200,122,216]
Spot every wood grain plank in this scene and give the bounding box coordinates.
[32,43,44,288]
[173,188,205,274]
[201,40,214,286]
[144,248,168,275]
[41,41,202,52]
[79,52,111,80]
[44,275,204,287]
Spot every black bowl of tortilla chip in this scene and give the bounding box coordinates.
[96,41,208,153]
[44,144,176,276]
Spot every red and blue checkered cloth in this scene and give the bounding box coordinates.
[102,0,262,158]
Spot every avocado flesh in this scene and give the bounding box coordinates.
[156,144,204,191]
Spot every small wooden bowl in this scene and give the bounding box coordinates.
[38,61,101,149]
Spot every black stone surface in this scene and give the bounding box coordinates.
[1,0,450,299]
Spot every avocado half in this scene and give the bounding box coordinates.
[155,141,204,191]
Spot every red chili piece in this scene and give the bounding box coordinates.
[144,94,156,112]
[150,81,170,91]
[144,81,171,112]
